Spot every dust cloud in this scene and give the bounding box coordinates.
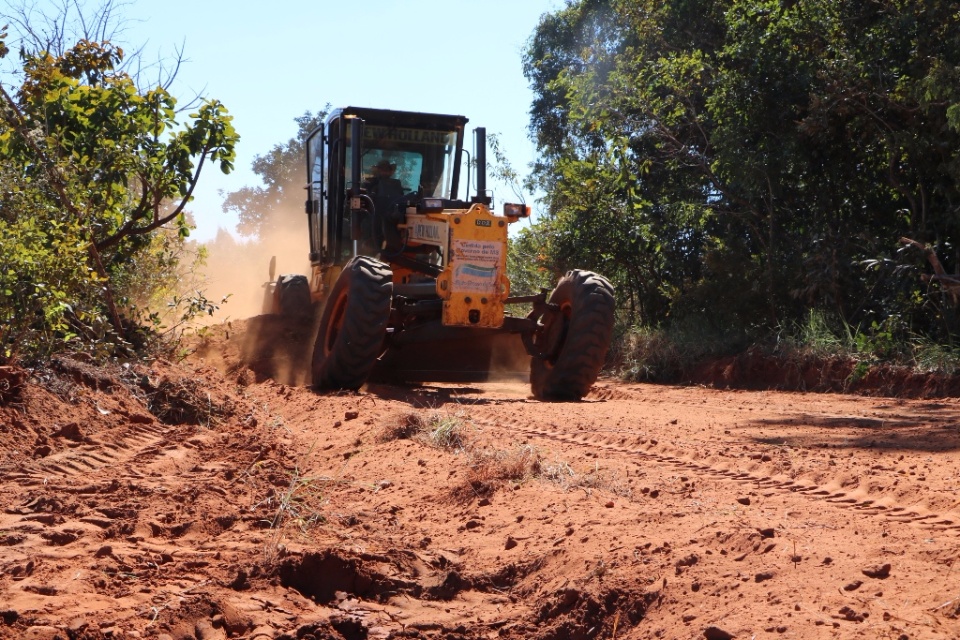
[488,333,532,382]
[197,212,312,323]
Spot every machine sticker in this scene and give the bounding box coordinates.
[409,218,446,244]
[453,263,498,292]
[452,240,502,261]
[451,240,501,293]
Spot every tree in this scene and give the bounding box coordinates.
[524,0,960,343]
[1,0,198,97]
[223,109,329,239]
[0,25,237,361]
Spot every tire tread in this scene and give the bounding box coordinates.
[531,270,615,400]
[312,257,392,389]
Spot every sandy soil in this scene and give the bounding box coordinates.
[2,319,960,640]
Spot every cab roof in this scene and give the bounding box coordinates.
[326,106,469,131]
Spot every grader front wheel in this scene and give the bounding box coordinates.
[530,270,615,401]
[312,256,393,390]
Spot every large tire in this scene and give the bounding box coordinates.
[312,257,393,390]
[277,274,312,319]
[530,270,615,401]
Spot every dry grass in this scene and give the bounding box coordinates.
[463,444,543,494]
[377,411,427,442]
[426,410,471,450]
[539,458,633,498]
[380,409,632,501]
[258,462,332,566]
[378,409,473,450]
[264,465,327,532]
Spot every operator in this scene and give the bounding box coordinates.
[365,158,406,216]
[357,158,407,254]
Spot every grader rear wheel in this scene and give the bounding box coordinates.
[530,270,615,401]
[277,274,312,319]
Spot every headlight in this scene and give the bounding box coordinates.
[421,198,445,212]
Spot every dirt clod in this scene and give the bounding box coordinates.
[862,563,892,579]
[704,626,736,640]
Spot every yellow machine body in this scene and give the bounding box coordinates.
[427,203,511,328]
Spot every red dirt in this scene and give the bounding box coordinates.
[2,319,960,640]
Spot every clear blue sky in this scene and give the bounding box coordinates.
[110,0,560,240]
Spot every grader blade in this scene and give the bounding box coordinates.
[370,332,528,384]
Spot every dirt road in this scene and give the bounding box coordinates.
[1,325,959,639]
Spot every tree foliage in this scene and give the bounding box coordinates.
[0,27,238,363]
[524,0,960,344]
[223,109,328,239]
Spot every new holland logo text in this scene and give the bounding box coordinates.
[414,223,441,240]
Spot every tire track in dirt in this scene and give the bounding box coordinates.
[591,383,957,428]
[7,421,178,483]
[471,406,960,536]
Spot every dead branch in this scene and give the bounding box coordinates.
[900,237,960,303]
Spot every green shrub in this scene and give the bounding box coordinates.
[0,197,98,363]
[613,315,748,383]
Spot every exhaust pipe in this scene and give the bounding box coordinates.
[474,127,489,204]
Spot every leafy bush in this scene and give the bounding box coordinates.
[113,229,228,353]
[0,176,98,361]
[0,29,237,364]
[613,315,746,383]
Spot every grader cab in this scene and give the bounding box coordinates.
[266,106,614,400]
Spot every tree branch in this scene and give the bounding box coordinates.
[94,143,209,252]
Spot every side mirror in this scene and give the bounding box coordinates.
[503,203,530,219]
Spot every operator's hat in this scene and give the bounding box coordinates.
[375,158,396,170]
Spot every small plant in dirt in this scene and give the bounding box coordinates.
[573,463,633,498]
[467,445,542,484]
[265,464,327,533]
[538,457,633,498]
[539,458,578,490]
[427,410,472,450]
[459,444,544,498]
[379,409,473,450]
[255,454,331,565]
[378,412,428,442]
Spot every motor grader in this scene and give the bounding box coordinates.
[265,106,614,400]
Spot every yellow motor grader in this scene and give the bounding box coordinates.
[265,106,614,400]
